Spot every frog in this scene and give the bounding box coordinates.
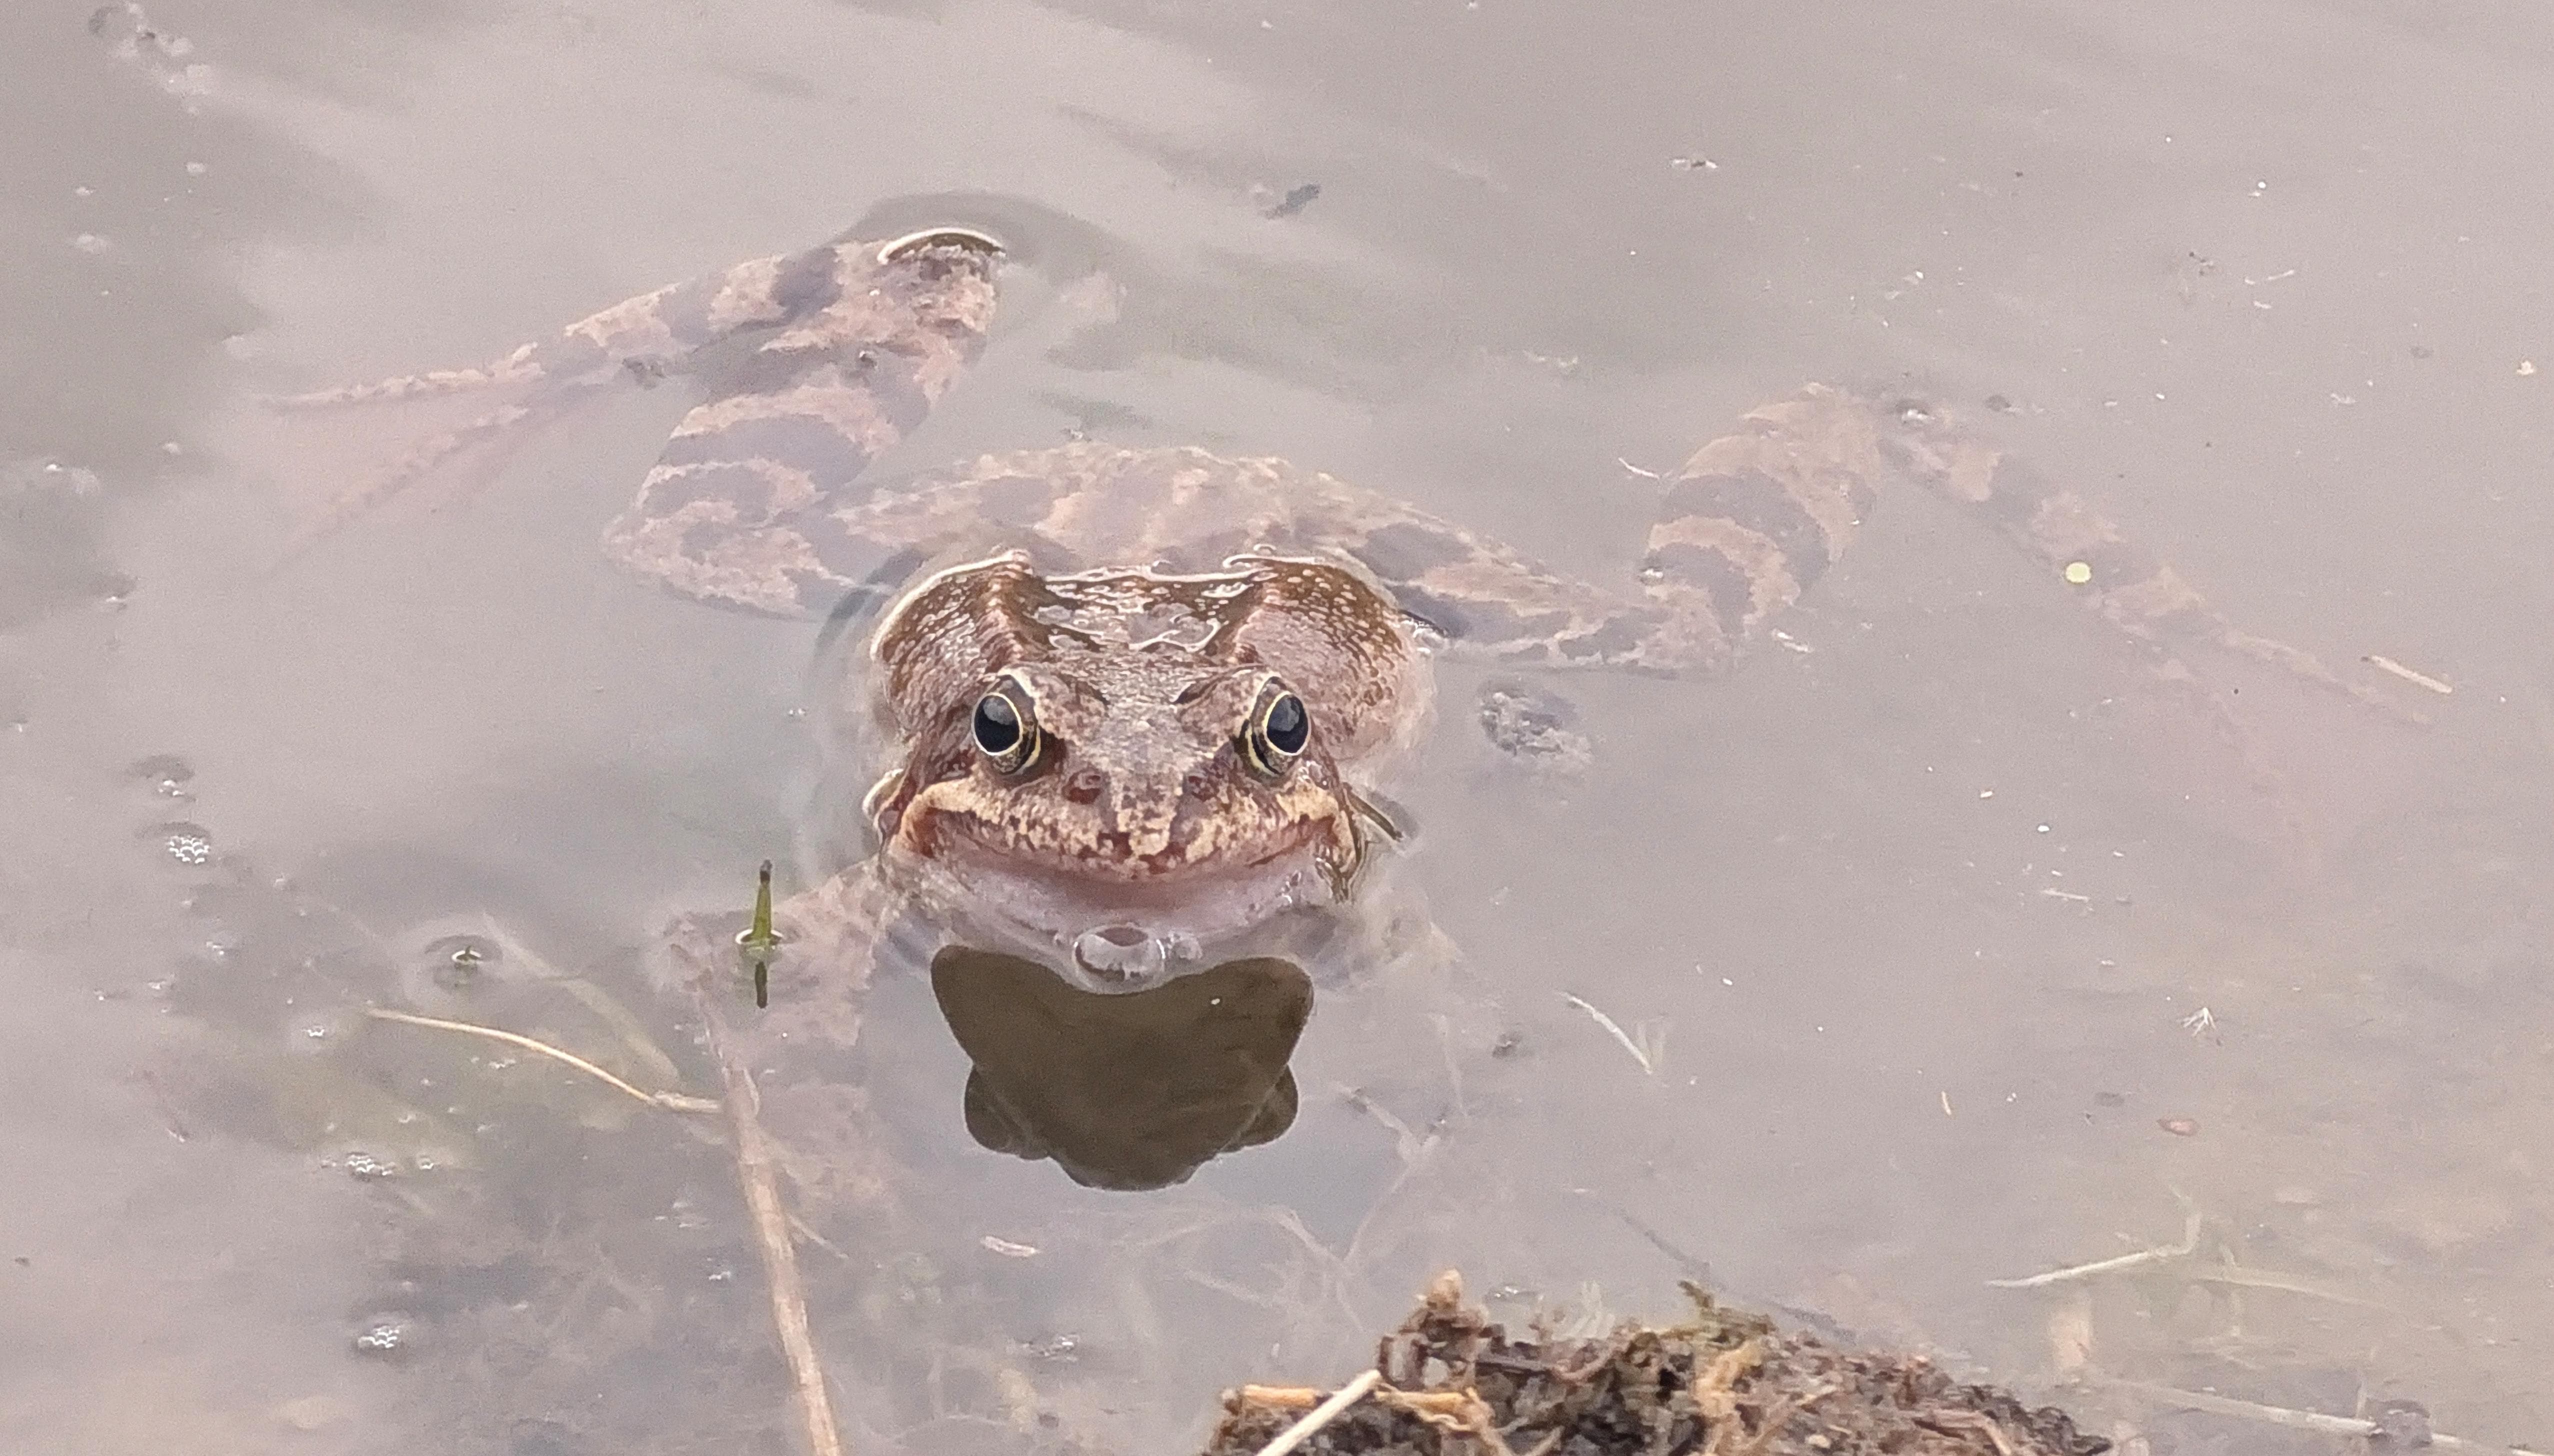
[282,219,2414,1001]
[278,216,2430,1446]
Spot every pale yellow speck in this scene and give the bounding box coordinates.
[2521,360,2538,376]
[2063,560,2094,586]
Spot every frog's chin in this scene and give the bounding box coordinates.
[880,831,1354,994]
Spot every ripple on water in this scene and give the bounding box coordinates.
[126,753,194,800]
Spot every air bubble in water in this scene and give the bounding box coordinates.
[1071,924,1168,988]
[420,934,498,992]
[148,822,213,866]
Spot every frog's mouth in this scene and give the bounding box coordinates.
[923,806,1355,896]
[888,802,1368,962]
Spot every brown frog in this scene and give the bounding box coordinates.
[284,222,2408,994]
[279,218,2433,1442]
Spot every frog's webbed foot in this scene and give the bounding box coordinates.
[278,232,1000,562]
[280,386,623,554]
[274,248,811,544]
[1896,429,2426,726]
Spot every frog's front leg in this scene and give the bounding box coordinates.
[664,858,914,1232]
[666,860,897,1058]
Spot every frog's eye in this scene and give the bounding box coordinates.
[1240,685,1310,780]
[971,679,1041,774]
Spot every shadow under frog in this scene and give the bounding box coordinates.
[934,946,1310,1191]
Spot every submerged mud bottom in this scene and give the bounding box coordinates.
[1206,1273,2108,1456]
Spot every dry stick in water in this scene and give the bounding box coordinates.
[1246,1370,1384,1456]
[2098,1378,2554,1456]
[1986,1205,2203,1290]
[362,1006,720,1113]
[677,940,847,1456]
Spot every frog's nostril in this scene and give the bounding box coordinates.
[1182,772,1210,800]
[1064,768,1104,804]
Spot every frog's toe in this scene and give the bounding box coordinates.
[1475,678,1592,774]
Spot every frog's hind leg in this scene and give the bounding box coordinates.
[1270,470,1697,672]
[600,237,1006,617]
[1635,384,2426,720]
[1632,385,1904,673]
[272,239,876,414]
[1650,384,2434,868]
[1286,392,1902,674]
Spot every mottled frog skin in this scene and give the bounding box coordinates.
[287,224,2407,990]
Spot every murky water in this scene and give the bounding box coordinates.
[6,0,2550,1450]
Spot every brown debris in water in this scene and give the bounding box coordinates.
[1205,1272,2109,1456]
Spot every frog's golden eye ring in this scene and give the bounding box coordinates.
[1240,684,1310,780]
[970,678,1040,774]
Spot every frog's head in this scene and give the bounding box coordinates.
[860,554,1426,958]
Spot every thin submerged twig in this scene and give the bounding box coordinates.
[129,1068,193,1142]
[1986,1199,2204,1289]
[1337,1084,1432,1164]
[552,976,686,1087]
[1560,992,1660,1076]
[2184,1264,2394,1309]
[2096,1377,2553,1456]
[2362,654,2454,695]
[675,936,846,1456]
[362,1007,718,1114]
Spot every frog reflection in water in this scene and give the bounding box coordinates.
[294,220,2404,1150]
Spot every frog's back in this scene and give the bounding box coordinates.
[882,443,1326,576]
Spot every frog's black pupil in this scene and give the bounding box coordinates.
[1263,693,1308,756]
[973,693,1022,755]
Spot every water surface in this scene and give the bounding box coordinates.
[5,0,2550,1450]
